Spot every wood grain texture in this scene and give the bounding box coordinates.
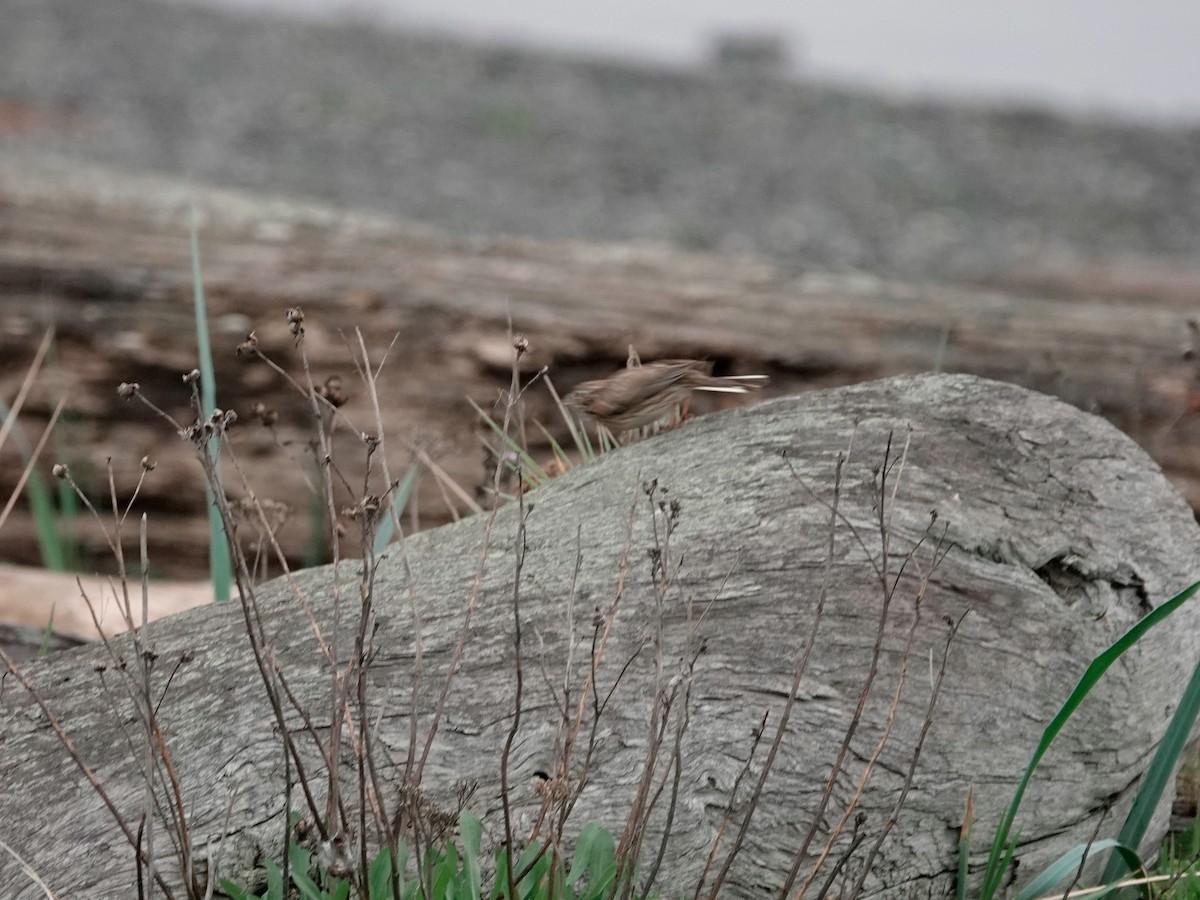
[3,373,1198,897]
[4,156,1200,583]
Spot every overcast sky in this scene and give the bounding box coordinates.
[172,0,1200,121]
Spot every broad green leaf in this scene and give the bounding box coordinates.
[460,808,483,898]
[980,580,1200,897]
[368,845,395,899]
[1103,642,1200,884]
[430,843,458,897]
[1014,839,1142,900]
[288,843,328,900]
[567,823,616,892]
[518,849,551,900]
[489,846,512,900]
[218,881,253,900]
[265,857,285,900]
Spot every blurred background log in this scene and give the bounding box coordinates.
[2,155,1199,579]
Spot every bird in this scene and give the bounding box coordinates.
[565,359,768,437]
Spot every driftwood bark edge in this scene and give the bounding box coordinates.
[2,373,1198,898]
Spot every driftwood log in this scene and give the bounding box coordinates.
[3,373,1199,898]
[3,156,1200,584]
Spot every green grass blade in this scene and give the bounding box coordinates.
[980,580,1200,896]
[37,604,54,658]
[467,396,547,485]
[25,468,65,571]
[996,837,1020,897]
[957,788,973,900]
[578,415,595,458]
[303,483,326,569]
[52,468,78,570]
[45,333,79,570]
[1014,839,1140,900]
[933,323,951,374]
[189,205,232,603]
[533,420,572,471]
[459,808,483,898]
[373,462,420,556]
[544,375,593,462]
[1102,632,1200,884]
[0,398,67,570]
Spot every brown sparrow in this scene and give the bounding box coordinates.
[566,359,768,436]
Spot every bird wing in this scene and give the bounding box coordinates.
[589,364,695,415]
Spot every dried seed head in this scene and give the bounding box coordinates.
[117,382,140,400]
[320,834,351,877]
[52,463,69,479]
[183,369,201,384]
[236,331,259,357]
[317,375,347,407]
[286,306,305,340]
[252,401,278,427]
[512,333,529,356]
[293,816,314,842]
[140,456,156,471]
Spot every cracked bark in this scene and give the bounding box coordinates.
[2,374,1199,898]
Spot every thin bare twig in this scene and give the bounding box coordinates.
[701,448,847,900]
[0,647,177,899]
[0,836,61,900]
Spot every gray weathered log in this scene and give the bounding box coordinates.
[2,373,1199,898]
